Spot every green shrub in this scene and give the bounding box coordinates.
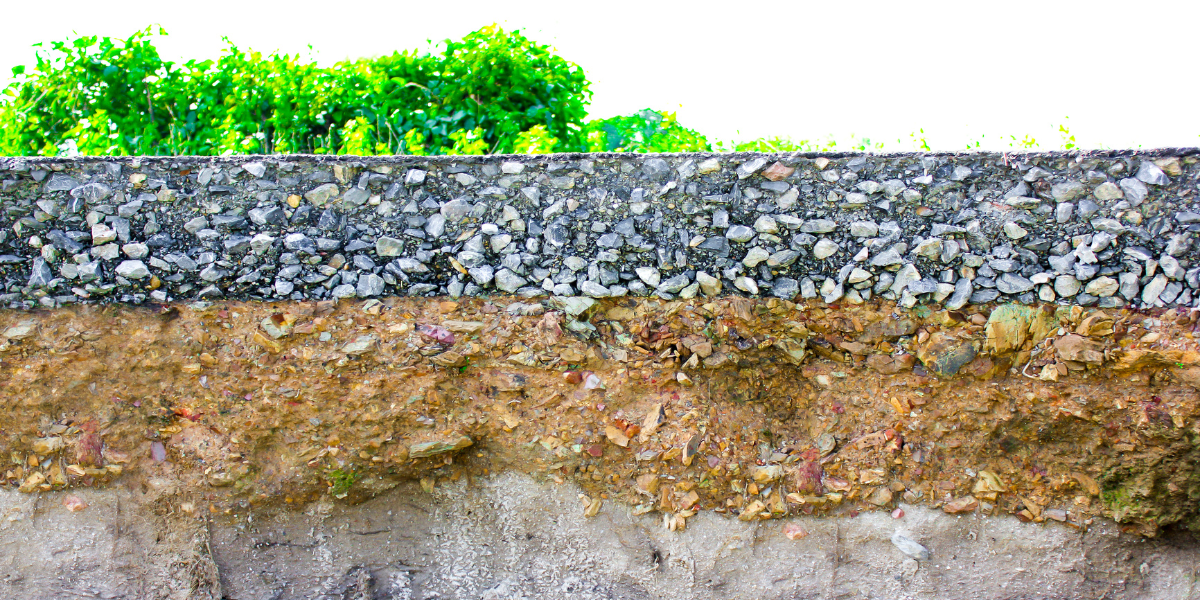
[0,24,592,156]
[585,108,710,153]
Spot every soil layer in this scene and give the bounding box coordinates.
[0,295,1198,546]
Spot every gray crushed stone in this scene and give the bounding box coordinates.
[0,150,1197,310]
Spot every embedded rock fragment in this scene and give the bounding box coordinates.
[409,436,474,459]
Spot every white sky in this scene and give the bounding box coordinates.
[2,0,1197,151]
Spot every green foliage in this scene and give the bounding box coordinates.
[512,124,558,154]
[844,135,886,152]
[402,129,428,156]
[718,136,834,153]
[337,117,389,156]
[0,24,592,156]
[326,468,357,499]
[1058,117,1076,150]
[0,25,1108,156]
[446,127,488,155]
[585,109,710,152]
[907,129,931,152]
[1008,134,1039,149]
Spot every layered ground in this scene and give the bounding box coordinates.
[2,294,1200,595]
[4,151,1200,597]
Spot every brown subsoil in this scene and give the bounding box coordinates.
[0,295,1198,541]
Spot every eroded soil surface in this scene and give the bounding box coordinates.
[0,295,1198,546]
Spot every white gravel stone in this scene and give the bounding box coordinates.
[696,272,722,296]
[1119,272,1140,300]
[376,236,404,257]
[115,260,149,280]
[1051,181,1085,201]
[847,268,872,284]
[578,280,609,300]
[1054,275,1081,297]
[995,273,1033,294]
[742,247,770,268]
[912,238,942,260]
[1136,160,1169,186]
[1120,178,1148,205]
[891,264,921,295]
[1160,255,1184,280]
[241,161,266,178]
[91,223,116,245]
[1084,276,1119,297]
[305,183,339,206]
[635,267,661,287]
[495,269,527,293]
[1003,222,1028,239]
[812,239,839,260]
[1142,273,1168,304]
[357,274,384,297]
[725,225,755,243]
[563,256,587,271]
[767,250,800,267]
[733,276,759,294]
[753,215,778,234]
[849,221,878,237]
[1093,181,1123,201]
[891,532,931,561]
[251,234,275,254]
[121,243,149,259]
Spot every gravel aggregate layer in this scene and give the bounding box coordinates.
[1,150,1199,310]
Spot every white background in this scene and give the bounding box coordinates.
[2,0,1196,151]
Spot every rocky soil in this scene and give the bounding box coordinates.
[0,294,1198,597]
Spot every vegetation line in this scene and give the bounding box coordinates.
[0,25,1146,157]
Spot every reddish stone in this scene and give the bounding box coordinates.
[1054,334,1104,364]
[943,496,980,514]
[762,162,795,181]
[867,353,915,374]
[793,457,824,495]
[961,356,996,379]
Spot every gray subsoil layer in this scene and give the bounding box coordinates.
[2,472,1196,599]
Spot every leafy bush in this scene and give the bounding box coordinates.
[584,109,711,152]
[512,124,559,154]
[0,25,592,156]
[0,25,1097,156]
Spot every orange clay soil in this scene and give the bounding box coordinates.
[0,296,1197,536]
